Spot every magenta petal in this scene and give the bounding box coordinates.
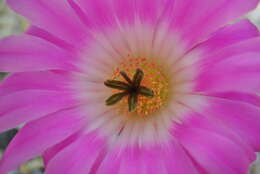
[70,0,116,30]
[116,0,165,25]
[0,35,73,72]
[162,141,199,174]
[27,26,75,51]
[0,90,76,132]
[7,0,87,45]
[0,71,69,97]
[73,0,164,30]
[198,37,260,68]
[43,132,81,165]
[193,19,259,56]
[45,132,105,174]
[178,112,256,162]
[204,96,260,151]
[171,0,259,46]
[208,91,260,107]
[176,127,251,174]
[112,0,136,25]
[97,142,199,174]
[197,52,260,93]
[113,147,166,174]
[0,108,85,174]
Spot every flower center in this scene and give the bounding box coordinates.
[105,58,170,117]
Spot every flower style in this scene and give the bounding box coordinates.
[1,0,260,173]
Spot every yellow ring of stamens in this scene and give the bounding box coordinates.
[110,57,171,117]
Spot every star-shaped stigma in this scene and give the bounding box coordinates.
[104,69,154,112]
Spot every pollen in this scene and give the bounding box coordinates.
[110,57,170,117]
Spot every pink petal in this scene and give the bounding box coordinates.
[0,90,76,132]
[176,127,251,174]
[162,141,200,174]
[116,0,167,26]
[97,142,199,174]
[98,146,157,174]
[45,132,105,174]
[43,132,81,165]
[203,96,260,151]
[0,71,69,97]
[178,112,256,162]
[178,19,259,71]
[208,91,260,107]
[0,108,85,174]
[198,37,260,68]
[27,26,75,51]
[7,0,87,45]
[0,35,73,72]
[71,0,165,30]
[115,147,166,174]
[193,19,259,56]
[69,0,116,30]
[196,52,260,93]
[171,0,259,46]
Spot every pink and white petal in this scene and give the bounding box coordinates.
[67,0,137,59]
[180,112,256,162]
[45,132,105,174]
[0,90,77,132]
[193,19,259,56]
[97,142,199,174]
[171,0,259,46]
[72,0,165,29]
[7,0,87,45]
[158,141,200,174]
[43,132,81,165]
[0,108,85,174]
[110,0,167,26]
[27,26,75,51]
[117,0,167,25]
[177,22,260,76]
[69,0,116,30]
[202,96,260,151]
[207,91,260,107]
[94,147,121,174]
[97,147,163,174]
[176,127,251,174]
[0,35,73,72]
[0,71,70,97]
[198,37,260,67]
[118,147,166,174]
[196,52,260,93]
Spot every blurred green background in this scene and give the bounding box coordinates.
[0,0,260,173]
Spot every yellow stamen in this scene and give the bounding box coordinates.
[110,57,170,117]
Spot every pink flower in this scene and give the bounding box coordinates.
[0,0,260,173]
